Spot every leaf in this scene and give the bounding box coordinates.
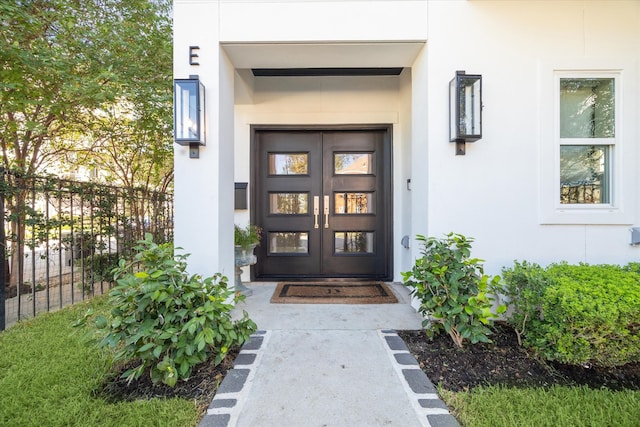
[138,342,155,353]
[203,328,214,344]
[187,322,197,335]
[153,345,163,359]
[163,370,177,388]
[95,315,108,329]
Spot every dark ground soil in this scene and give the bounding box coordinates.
[101,323,639,411]
[100,346,241,413]
[398,322,640,392]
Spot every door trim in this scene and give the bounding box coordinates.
[250,124,393,281]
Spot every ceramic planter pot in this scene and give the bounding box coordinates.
[234,244,257,295]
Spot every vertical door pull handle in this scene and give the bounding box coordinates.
[323,195,330,228]
[313,196,319,229]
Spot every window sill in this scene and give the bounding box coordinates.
[539,206,633,225]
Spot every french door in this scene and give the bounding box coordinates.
[252,127,392,280]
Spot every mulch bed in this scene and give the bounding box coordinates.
[398,322,640,392]
[98,322,639,411]
[99,346,240,412]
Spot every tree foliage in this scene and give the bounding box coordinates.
[1,0,173,289]
[0,0,173,190]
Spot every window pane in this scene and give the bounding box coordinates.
[560,145,610,204]
[334,153,373,174]
[269,232,308,253]
[334,193,374,214]
[334,232,374,253]
[269,153,308,175]
[269,193,308,214]
[560,78,614,138]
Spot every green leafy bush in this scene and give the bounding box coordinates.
[402,233,505,348]
[624,262,640,274]
[499,260,551,345]
[77,234,257,387]
[83,252,121,285]
[500,261,640,367]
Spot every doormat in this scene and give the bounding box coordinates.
[270,282,398,304]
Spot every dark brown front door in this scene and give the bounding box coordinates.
[252,127,392,280]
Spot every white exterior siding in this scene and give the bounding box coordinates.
[422,1,639,273]
[219,0,428,43]
[174,0,640,280]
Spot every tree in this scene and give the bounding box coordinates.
[0,0,173,287]
[71,0,173,192]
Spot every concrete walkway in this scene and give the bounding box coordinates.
[199,283,459,427]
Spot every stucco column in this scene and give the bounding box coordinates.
[409,46,429,261]
[174,1,235,279]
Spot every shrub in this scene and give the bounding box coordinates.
[402,233,505,348]
[501,261,640,367]
[76,234,257,387]
[83,252,121,285]
[499,260,551,345]
[623,262,640,274]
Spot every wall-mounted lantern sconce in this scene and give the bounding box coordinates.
[450,70,482,155]
[174,75,205,159]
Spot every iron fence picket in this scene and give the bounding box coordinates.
[0,170,5,331]
[0,170,173,330]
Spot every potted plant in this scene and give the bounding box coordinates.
[234,224,262,249]
[234,224,262,295]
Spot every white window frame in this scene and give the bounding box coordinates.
[557,72,617,207]
[539,60,636,225]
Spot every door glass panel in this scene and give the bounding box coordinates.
[269,153,308,175]
[334,153,373,175]
[334,232,374,253]
[334,192,374,214]
[270,193,308,214]
[269,232,309,254]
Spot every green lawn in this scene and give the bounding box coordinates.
[0,297,199,427]
[3,297,639,427]
[441,384,640,427]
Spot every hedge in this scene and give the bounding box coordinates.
[500,262,640,367]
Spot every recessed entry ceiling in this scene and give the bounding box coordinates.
[222,42,425,70]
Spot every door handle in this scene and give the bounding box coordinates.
[313,196,319,229]
[323,195,330,228]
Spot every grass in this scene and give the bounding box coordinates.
[4,297,639,427]
[0,296,200,427]
[440,385,640,427]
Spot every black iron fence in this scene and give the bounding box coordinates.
[560,181,603,204]
[0,169,173,330]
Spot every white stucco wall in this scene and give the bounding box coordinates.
[174,0,640,280]
[422,0,639,274]
[174,1,236,278]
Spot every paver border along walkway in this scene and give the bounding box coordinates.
[379,330,460,427]
[200,330,270,427]
[199,330,459,427]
